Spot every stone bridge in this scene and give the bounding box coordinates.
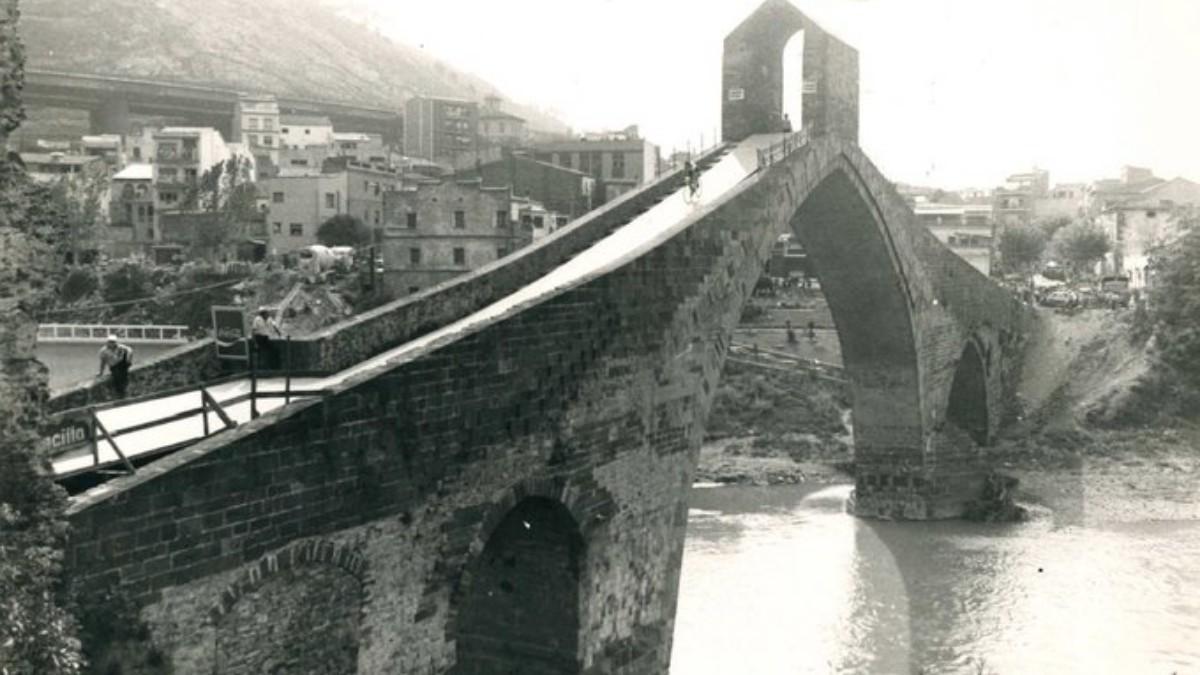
[60,1,1032,673]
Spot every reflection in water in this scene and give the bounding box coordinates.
[671,484,1200,674]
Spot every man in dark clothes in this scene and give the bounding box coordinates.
[98,335,134,397]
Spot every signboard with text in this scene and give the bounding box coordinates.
[41,413,92,455]
[212,305,249,361]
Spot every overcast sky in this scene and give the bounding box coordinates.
[351,0,1199,189]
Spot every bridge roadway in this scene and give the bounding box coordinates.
[51,134,774,480]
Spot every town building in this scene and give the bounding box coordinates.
[260,170,347,252]
[1096,177,1200,288]
[151,127,234,235]
[279,114,335,149]
[324,156,402,230]
[80,134,124,165]
[18,151,101,183]
[478,107,528,148]
[259,159,400,254]
[233,94,281,177]
[107,163,156,256]
[531,128,659,204]
[991,168,1049,228]
[455,147,595,219]
[914,203,995,275]
[1034,183,1087,221]
[380,179,532,295]
[1085,165,1165,216]
[331,132,389,165]
[404,97,479,164]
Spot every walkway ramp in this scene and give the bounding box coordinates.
[49,133,791,486]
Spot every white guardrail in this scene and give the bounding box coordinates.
[37,323,191,344]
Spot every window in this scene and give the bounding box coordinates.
[262,135,274,147]
[132,147,141,160]
[533,216,544,228]
[146,227,154,240]
[160,192,178,204]
[373,183,381,197]
[123,203,133,223]
[304,128,310,135]
[263,118,274,131]
[454,247,466,265]
[406,212,417,229]
[495,210,509,227]
[248,117,260,130]
[158,168,178,182]
[612,152,626,179]
[136,204,146,219]
[556,216,569,227]
[408,286,420,294]
[454,210,466,229]
[579,152,591,174]
[184,168,197,183]
[497,246,507,259]
[409,247,421,265]
[1146,210,1157,218]
[290,223,303,237]
[325,193,337,209]
[281,127,290,134]
[373,210,380,225]
[272,222,282,234]
[148,204,154,218]
[273,192,285,203]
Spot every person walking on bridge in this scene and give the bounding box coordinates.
[98,335,134,398]
[251,307,283,370]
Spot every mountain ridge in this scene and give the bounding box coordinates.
[18,0,569,134]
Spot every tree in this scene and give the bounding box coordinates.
[0,2,83,668]
[317,214,372,248]
[1145,211,1200,392]
[185,155,259,256]
[997,224,1046,279]
[47,162,109,263]
[1050,221,1111,278]
[1037,215,1073,239]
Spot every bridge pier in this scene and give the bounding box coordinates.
[88,96,131,135]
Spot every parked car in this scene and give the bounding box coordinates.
[1040,289,1076,308]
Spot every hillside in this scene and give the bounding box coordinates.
[17,0,568,133]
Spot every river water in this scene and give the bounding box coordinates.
[671,484,1200,674]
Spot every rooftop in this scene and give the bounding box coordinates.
[480,109,526,122]
[20,152,100,167]
[113,163,154,180]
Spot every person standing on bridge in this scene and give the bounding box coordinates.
[251,307,283,370]
[98,335,134,398]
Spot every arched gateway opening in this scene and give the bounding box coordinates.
[452,497,585,675]
[945,341,989,446]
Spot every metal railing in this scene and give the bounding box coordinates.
[756,127,812,169]
[37,323,191,343]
